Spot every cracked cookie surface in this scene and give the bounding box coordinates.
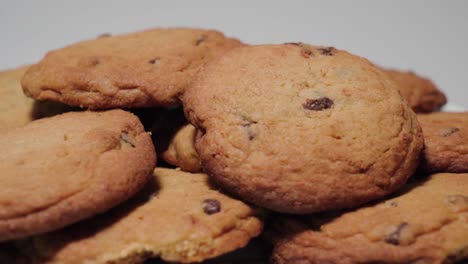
[418,112,468,173]
[0,110,156,241]
[22,28,243,109]
[182,44,423,213]
[384,69,447,113]
[271,173,468,264]
[25,168,263,264]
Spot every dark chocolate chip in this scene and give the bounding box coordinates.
[149,58,160,65]
[97,33,111,38]
[196,35,207,46]
[384,222,408,245]
[120,132,136,148]
[318,47,335,56]
[441,127,460,137]
[203,199,221,215]
[301,48,313,58]
[303,97,334,111]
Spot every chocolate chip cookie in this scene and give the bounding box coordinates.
[385,69,447,113]
[0,66,74,129]
[22,28,243,109]
[0,110,156,241]
[25,168,263,263]
[182,44,423,213]
[271,173,468,264]
[162,123,202,172]
[418,112,468,173]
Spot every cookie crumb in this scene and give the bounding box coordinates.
[384,222,408,245]
[202,199,221,215]
[303,97,334,111]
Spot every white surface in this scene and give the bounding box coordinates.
[1,0,467,108]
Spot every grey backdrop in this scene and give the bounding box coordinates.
[1,0,467,108]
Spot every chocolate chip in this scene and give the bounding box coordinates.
[384,222,408,245]
[202,199,221,215]
[441,127,460,137]
[149,58,160,65]
[196,35,207,46]
[318,47,335,56]
[120,132,136,148]
[284,42,301,46]
[97,33,111,38]
[303,97,334,111]
[301,48,313,58]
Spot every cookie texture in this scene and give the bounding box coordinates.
[418,112,468,173]
[162,124,202,172]
[271,173,468,264]
[26,168,263,264]
[0,110,156,241]
[182,44,423,213]
[385,69,447,113]
[0,66,74,129]
[22,28,243,109]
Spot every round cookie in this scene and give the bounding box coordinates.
[417,112,468,173]
[24,168,263,264]
[22,28,243,109]
[182,43,423,214]
[384,68,447,113]
[162,123,202,173]
[0,66,74,129]
[0,110,156,241]
[271,173,468,264]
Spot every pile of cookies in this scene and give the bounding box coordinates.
[0,27,466,264]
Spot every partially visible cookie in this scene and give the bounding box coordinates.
[182,43,423,214]
[0,110,156,241]
[162,124,202,172]
[0,66,73,129]
[418,112,468,173]
[385,69,447,113]
[271,173,468,264]
[26,168,263,264]
[22,28,243,109]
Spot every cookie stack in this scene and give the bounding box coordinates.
[0,27,466,264]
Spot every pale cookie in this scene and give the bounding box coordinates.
[182,43,423,213]
[0,110,156,241]
[0,66,73,129]
[22,28,243,109]
[162,124,202,173]
[271,173,468,264]
[384,69,447,113]
[25,168,263,264]
[418,112,468,173]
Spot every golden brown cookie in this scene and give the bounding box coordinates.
[385,69,447,113]
[418,112,468,173]
[0,66,73,129]
[182,43,423,214]
[22,28,243,109]
[0,110,156,241]
[25,168,263,264]
[271,173,468,264]
[162,123,202,173]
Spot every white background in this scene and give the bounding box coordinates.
[1,0,467,108]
